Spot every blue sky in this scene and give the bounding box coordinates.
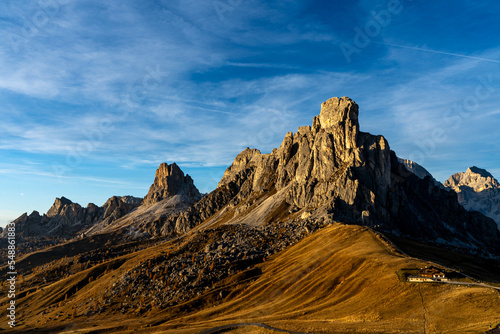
[1,0,500,227]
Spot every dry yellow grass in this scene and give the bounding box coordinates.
[1,223,498,334]
[166,223,499,334]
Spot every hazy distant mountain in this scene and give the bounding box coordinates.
[445,166,500,230]
[397,157,443,188]
[398,158,433,179]
[0,195,142,242]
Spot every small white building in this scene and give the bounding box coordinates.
[408,276,435,282]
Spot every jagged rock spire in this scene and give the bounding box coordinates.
[198,96,499,253]
[144,162,202,205]
[317,96,359,150]
[46,196,75,217]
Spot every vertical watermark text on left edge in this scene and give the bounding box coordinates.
[5,222,17,328]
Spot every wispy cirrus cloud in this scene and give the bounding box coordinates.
[1,69,366,165]
[373,41,500,64]
[0,165,140,187]
[363,43,500,180]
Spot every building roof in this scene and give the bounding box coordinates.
[420,266,446,276]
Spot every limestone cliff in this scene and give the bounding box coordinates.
[214,97,391,219]
[144,162,201,205]
[82,163,204,236]
[154,97,500,255]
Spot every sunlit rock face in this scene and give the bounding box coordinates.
[445,167,500,229]
[155,97,500,255]
[144,162,202,206]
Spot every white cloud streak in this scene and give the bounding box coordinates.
[373,41,500,64]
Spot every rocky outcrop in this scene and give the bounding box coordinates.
[43,197,104,233]
[444,167,500,229]
[155,97,500,255]
[46,196,76,217]
[144,163,202,205]
[110,218,326,311]
[2,211,46,239]
[212,97,392,219]
[101,196,140,224]
[158,176,243,235]
[119,196,143,205]
[84,163,204,237]
[1,195,142,241]
[1,197,102,239]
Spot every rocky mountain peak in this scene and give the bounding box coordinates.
[144,162,202,205]
[119,195,143,205]
[465,166,498,188]
[2,193,144,241]
[58,196,73,205]
[316,96,359,150]
[215,97,392,215]
[468,166,493,177]
[444,167,500,229]
[318,96,358,128]
[398,158,432,179]
[397,158,443,188]
[29,210,41,219]
[218,148,261,187]
[46,196,78,217]
[158,96,499,254]
[445,166,500,192]
[154,163,184,186]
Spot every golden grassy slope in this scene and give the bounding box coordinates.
[1,223,498,334]
[164,224,499,334]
